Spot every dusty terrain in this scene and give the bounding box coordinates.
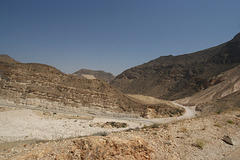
[1,106,239,160]
[0,99,145,144]
[0,95,194,144]
[0,92,239,160]
[1,136,153,160]
[110,110,240,160]
[0,94,197,159]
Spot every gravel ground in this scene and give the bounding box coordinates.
[109,111,240,160]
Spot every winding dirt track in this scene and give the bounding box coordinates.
[0,100,196,124]
[0,97,197,143]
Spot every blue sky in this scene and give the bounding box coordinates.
[0,0,239,75]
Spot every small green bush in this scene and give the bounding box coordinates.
[236,114,240,117]
[214,123,222,128]
[217,110,222,114]
[143,125,148,129]
[227,120,234,124]
[192,139,205,150]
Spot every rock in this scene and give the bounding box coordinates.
[195,104,203,111]
[10,136,153,160]
[222,135,233,145]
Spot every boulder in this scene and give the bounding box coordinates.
[222,135,233,145]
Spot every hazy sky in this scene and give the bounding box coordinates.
[0,0,239,75]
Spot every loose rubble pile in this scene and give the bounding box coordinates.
[1,136,153,160]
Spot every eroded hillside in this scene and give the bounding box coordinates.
[111,33,240,100]
[176,64,240,115]
[0,55,145,116]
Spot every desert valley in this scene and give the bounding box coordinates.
[0,33,240,159]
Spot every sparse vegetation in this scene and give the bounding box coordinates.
[214,123,222,128]
[150,123,159,128]
[92,131,108,136]
[237,114,240,117]
[217,110,222,114]
[227,120,234,124]
[143,125,148,129]
[179,127,187,133]
[192,139,205,150]
[102,121,128,128]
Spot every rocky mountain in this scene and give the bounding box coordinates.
[73,69,115,83]
[177,64,240,114]
[179,64,240,105]
[111,33,240,100]
[0,55,145,116]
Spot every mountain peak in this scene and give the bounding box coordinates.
[0,54,19,64]
[111,33,240,100]
[233,32,240,41]
[73,69,115,83]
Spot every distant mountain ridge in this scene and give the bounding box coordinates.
[111,33,240,100]
[73,69,115,83]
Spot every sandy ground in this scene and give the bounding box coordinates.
[110,111,240,160]
[0,107,144,143]
[0,96,197,144]
[1,109,239,160]
[1,95,240,160]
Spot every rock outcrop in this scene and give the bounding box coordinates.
[9,136,153,160]
[73,69,115,83]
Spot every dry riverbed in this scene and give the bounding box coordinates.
[0,95,197,145]
[0,106,145,144]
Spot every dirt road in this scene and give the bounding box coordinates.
[0,98,197,143]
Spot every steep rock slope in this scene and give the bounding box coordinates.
[0,55,145,115]
[180,64,240,105]
[177,64,240,114]
[73,69,115,83]
[198,91,240,115]
[111,33,240,100]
